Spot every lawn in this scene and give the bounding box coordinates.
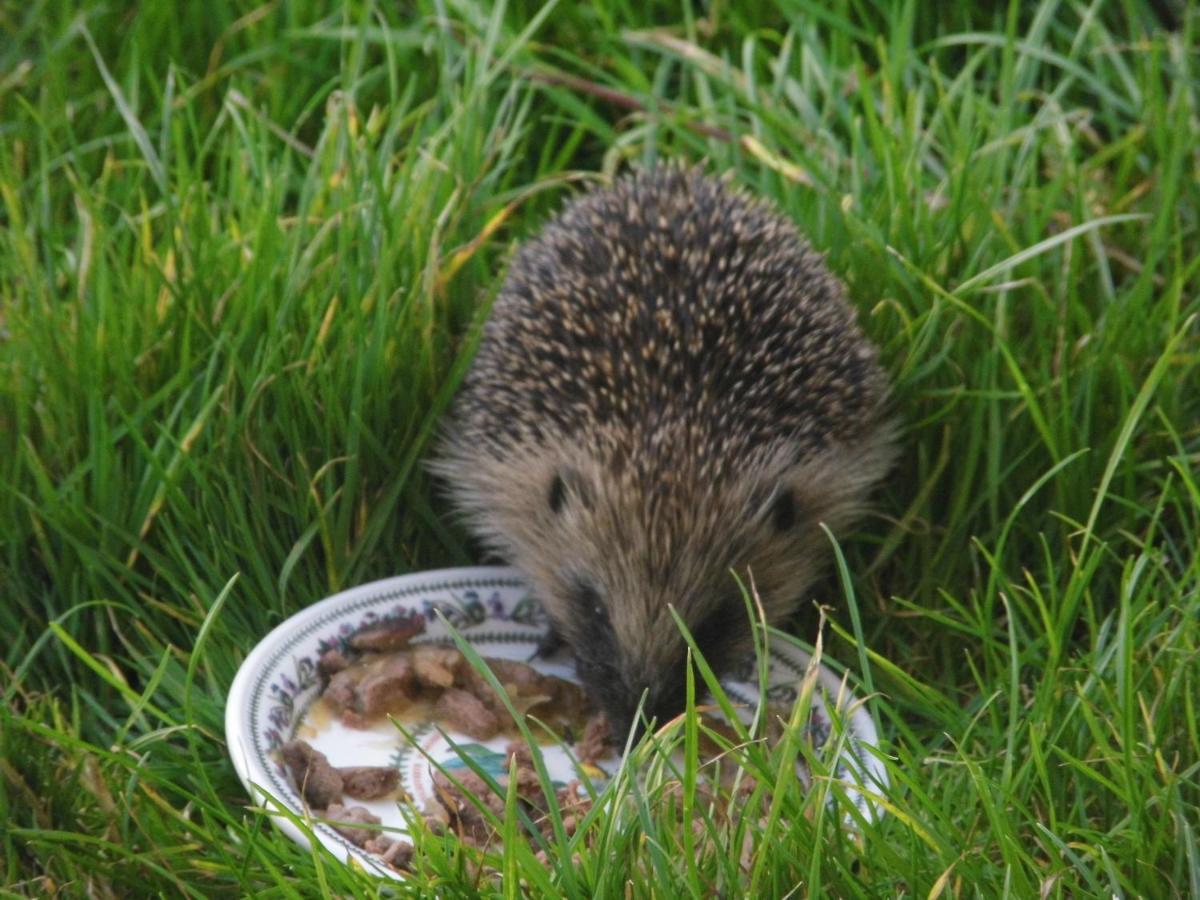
[2,0,1198,896]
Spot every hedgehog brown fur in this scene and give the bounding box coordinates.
[434,166,895,735]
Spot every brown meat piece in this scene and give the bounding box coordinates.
[451,769,502,814]
[460,659,552,716]
[363,834,392,856]
[323,803,381,847]
[421,797,450,834]
[456,667,501,711]
[357,663,416,718]
[659,779,718,815]
[457,658,599,729]
[280,740,344,809]
[320,644,595,737]
[317,647,351,675]
[435,688,501,740]
[349,617,425,652]
[412,645,462,689]
[321,653,418,727]
[575,712,612,765]
[524,780,593,841]
[504,740,535,769]
[338,765,401,801]
[323,668,366,713]
[481,658,547,692]
[380,838,414,869]
[338,709,371,730]
[556,780,592,820]
[364,835,415,870]
[536,672,593,722]
[374,653,416,681]
[432,769,503,847]
[513,765,544,811]
[426,758,599,850]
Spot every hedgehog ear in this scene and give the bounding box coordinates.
[548,467,590,514]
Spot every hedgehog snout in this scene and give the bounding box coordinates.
[598,677,689,744]
[602,663,691,741]
[571,631,688,741]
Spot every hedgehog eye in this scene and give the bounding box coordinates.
[568,576,608,621]
[770,488,796,532]
[548,467,590,514]
[548,474,568,513]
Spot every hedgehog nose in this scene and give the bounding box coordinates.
[606,703,647,746]
[607,686,686,745]
[645,690,687,732]
[602,697,640,746]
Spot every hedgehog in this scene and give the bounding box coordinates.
[434,166,895,737]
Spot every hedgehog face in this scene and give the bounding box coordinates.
[530,446,828,736]
[441,432,887,738]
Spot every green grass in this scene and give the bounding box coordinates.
[2,0,1198,895]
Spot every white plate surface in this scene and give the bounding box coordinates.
[225,566,887,878]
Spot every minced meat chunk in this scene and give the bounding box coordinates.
[349,617,425,652]
[504,740,535,769]
[364,834,415,870]
[280,740,343,809]
[322,803,381,846]
[435,688,500,740]
[432,769,503,847]
[411,645,462,689]
[428,760,595,848]
[357,665,416,718]
[321,653,417,727]
[317,647,351,675]
[323,667,366,714]
[339,765,401,801]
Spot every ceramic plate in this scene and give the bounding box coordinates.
[225,566,887,878]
